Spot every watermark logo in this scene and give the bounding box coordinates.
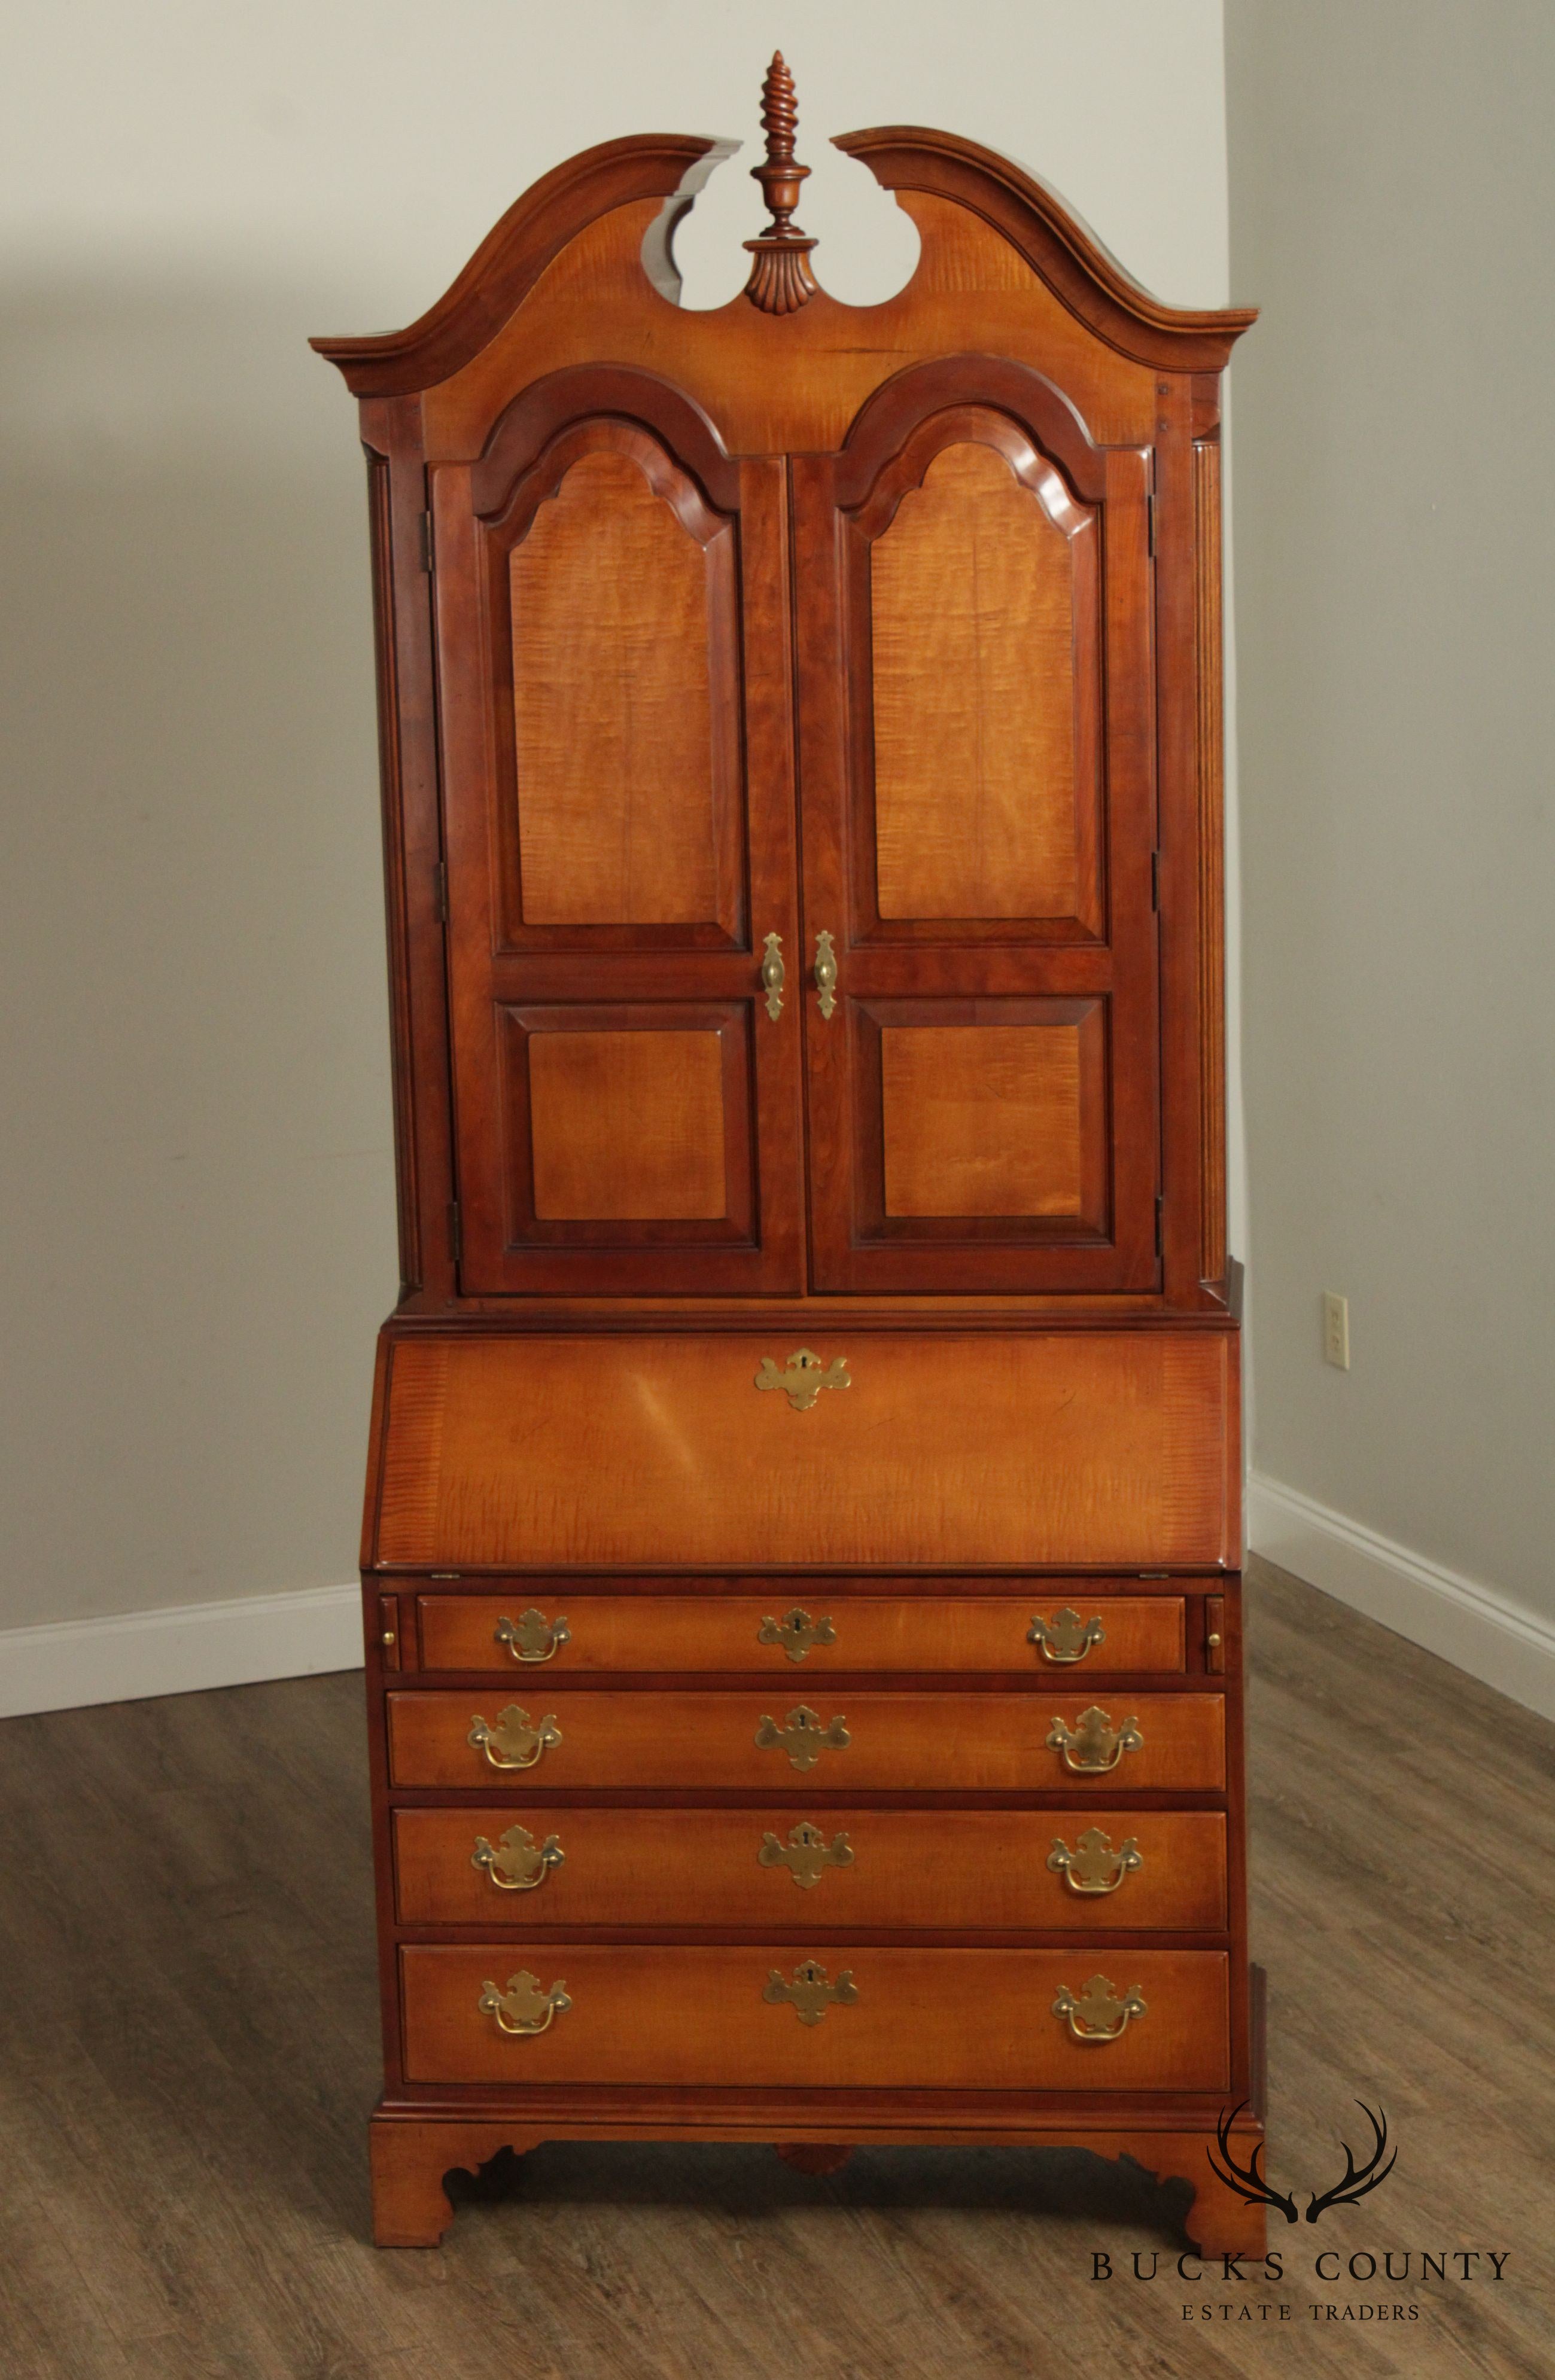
[1209,2099,1397,2224]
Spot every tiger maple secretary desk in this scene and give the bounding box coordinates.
[314,58,1261,2254]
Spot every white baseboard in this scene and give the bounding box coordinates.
[0,1582,363,1720]
[1247,1472,1555,1723]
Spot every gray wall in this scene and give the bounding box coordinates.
[1,1,1232,1632]
[1227,1,1555,1616]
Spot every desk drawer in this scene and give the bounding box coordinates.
[387,1690,1225,1793]
[400,1944,1230,2091]
[394,1805,1228,1931]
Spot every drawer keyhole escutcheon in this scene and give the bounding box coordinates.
[472,1824,566,1891]
[495,1608,570,1663]
[478,1971,571,2037]
[763,1960,858,2026]
[1048,1827,1142,1894]
[468,1705,563,1771]
[758,1607,838,1662]
[755,1705,850,1771]
[759,1823,854,1888]
[1028,1608,1106,1663]
[754,1348,851,1411]
[1045,1705,1143,1774]
[1052,1974,1148,2043]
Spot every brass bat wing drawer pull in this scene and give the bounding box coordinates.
[757,1606,838,1662]
[471,1824,565,1891]
[754,1704,850,1771]
[1047,1827,1143,1895]
[763,1959,858,2026]
[495,1608,570,1663]
[478,1970,571,2038]
[1052,1974,1148,2043]
[1027,1607,1106,1663]
[467,1705,562,1771]
[1045,1705,1143,1774]
[758,1823,854,1888]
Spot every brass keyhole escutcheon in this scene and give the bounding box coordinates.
[763,1960,858,2026]
[813,928,838,1019]
[468,1705,563,1772]
[495,1608,570,1664]
[1045,1705,1143,1775]
[761,930,785,1021]
[1052,1974,1148,2043]
[472,1824,565,1892]
[1047,1827,1143,1896]
[757,1607,838,1663]
[1028,1608,1106,1664]
[754,1705,850,1772]
[478,1970,571,2037]
[754,1348,851,1411]
[759,1823,854,1888]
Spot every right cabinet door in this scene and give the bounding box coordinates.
[793,361,1159,1293]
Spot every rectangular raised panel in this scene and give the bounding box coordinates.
[872,441,1090,924]
[511,447,734,928]
[395,1808,1227,1931]
[388,1691,1225,1792]
[415,1592,1187,1675]
[881,1021,1084,1217]
[372,1330,1237,1570]
[528,1029,726,1220]
[400,1945,1230,2091]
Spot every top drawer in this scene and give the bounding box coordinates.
[369,1328,1238,1572]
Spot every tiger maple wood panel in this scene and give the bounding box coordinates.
[371,1331,1237,1571]
[880,1020,1090,1218]
[528,1029,726,1219]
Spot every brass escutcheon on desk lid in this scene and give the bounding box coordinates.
[477,1970,571,2037]
[1045,1705,1143,1775]
[759,1822,854,1888]
[755,1704,850,1771]
[1028,1607,1106,1664]
[1047,1827,1143,1896]
[763,1959,858,2025]
[495,1607,570,1664]
[471,1823,565,1891]
[1052,1974,1148,2043]
[757,1606,838,1663]
[754,1348,851,1411]
[468,1705,563,1771]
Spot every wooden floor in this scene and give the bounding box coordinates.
[1,1556,1551,2379]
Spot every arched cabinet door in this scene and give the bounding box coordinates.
[792,359,1160,1294]
[433,370,804,1293]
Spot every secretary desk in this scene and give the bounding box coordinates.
[314,57,1262,2252]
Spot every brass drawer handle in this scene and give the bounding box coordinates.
[495,1608,570,1664]
[478,1970,571,2038]
[754,1347,851,1410]
[761,930,785,1021]
[472,1824,565,1891]
[1048,1827,1142,1896]
[1045,1705,1143,1774]
[468,1705,562,1771]
[1028,1607,1106,1663]
[758,1606,837,1662]
[763,1959,858,2026]
[755,1704,850,1771]
[759,1823,854,1888]
[1052,1974,1148,2043]
[813,928,838,1019]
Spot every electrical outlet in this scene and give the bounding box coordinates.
[1322,1291,1350,1370]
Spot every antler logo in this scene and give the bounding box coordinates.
[1209,2101,1396,2223]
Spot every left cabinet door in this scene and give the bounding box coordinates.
[433,392,804,1293]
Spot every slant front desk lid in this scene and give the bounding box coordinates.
[367,1329,1238,1573]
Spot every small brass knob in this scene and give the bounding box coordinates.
[1207,1631,1222,1647]
[380,1630,396,1647]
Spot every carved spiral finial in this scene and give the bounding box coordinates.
[744,50,818,316]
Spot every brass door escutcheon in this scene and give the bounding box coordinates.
[1047,1827,1143,1895]
[763,1959,858,2025]
[471,1823,565,1891]
[813,928,838,1019]
[754,1348,851,1410]
[1045,1705,1143,1774]
[755,1705,850,1771]
[757,1606,838,1662]
[759,1822,854,1888]
[1052,1974,1148,2043]
[495,1608,571,1664]
[478,1970,571,2037]
[1028,1607,1106,1663]
[761,930,785,1021]
[468,1705,563,1771]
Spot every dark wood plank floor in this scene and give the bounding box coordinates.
[1,1558,1551,2378]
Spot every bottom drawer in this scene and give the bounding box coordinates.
[400,1945,1228,2092]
